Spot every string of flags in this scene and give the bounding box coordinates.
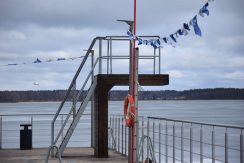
[0,56,84,68]
[127,0,214,48]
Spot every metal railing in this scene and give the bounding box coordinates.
[0,113,91,149]
[51,35,162,153]
[109,115,244,163]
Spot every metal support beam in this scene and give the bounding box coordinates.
[99,39,102,74]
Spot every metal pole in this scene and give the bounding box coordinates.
[159,121,161,163]
[147,119,150,163]
[110,37,113,74]
[0,116,2,149]
[99,39,102,74]
[31,116,33,148]
[181,124,184,163]
[225,129,228,163]
[107,39,109,74]
[118,116,121,153]
[165,122,168,163]
[125,124,127,155]
[212,128,215,163]
[159,47,161,74]
[241,131,243,163]
[122,117,124,155]
[153,120,155,157]
[153,48,156,74]
[91,50,94,148]
[190,126,193,163]
[200,127,203,163]
[173,124,175,163]
[142,117,144,162]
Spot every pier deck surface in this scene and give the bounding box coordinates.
[0,147,127,163]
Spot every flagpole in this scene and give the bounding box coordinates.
[131,0,137,162]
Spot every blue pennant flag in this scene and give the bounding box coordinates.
[200,3,209,17]
[142,40,148,45]
[177,29,184,35]
[137,38,143,45]
[57,58,66,61]
[7,63,18,66]
[170,34,177,43]
[162,37,167,43]
[192,16,202,36]
[34,58,42,63]
[183,23,190,31]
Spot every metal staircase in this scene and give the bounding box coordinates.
[50,35,161,157]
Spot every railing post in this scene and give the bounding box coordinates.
[0,116,2,149]
[153,48,156,74]
[118,116,121,153]
[173,124,175,163]
[61,115,64,140]
[115,115,117,150]
[122,117,124,155]
[159,121,161,163]
[125,123,127,155]
[153,120,155,156]
[200,126,203,163]
[31,116,33,148]
[190,125,193,163]
[91,49,95,148]
[212,127,215,163]
[110,37,113,74]
[99,38,102,74]
[147,119,150,163]
[165,121,168,163]
[181,124,184,163]
[241,131,243,163]
[225,129,228,163]
[142,117,144,162]
[107,39,109,74]
[158,47,161,74]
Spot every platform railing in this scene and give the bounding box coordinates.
[51,35,162,152]
[109,115,244,163]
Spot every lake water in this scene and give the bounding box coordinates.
[0,100,244,162]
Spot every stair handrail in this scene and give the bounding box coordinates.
[51,37,105,148]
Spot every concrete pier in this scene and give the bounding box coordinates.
[0,147,127,163]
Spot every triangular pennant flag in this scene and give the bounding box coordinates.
[162,37,167,43]
[178,29,184,35]
[192,15,202,36]
[183,23,191,31]
[142,40,148,45]
[34,58,42,63]
[137,37,143,45]
[170,34,177,43]
[182,28,188,36]
[199,3,209,17]
[57,58,65,61]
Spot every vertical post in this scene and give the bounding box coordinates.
[190,126,193,163]
[153,48,156,74]
[122,117,124,155]
[165,121,168,163]
[141,117,144,162]
[99,39,102,74]
[159,121,161,163]
[147,119,150,163]
[173,124,175,163]
[225,129,228,163]
[212,127,215,163]
[115,116,117,150]
[125,124,127,155]
[112,115,115,149]
[31,116,33,148]
[153,120,155,155]
[118,116,121,153]
[107,39,109,74]
[72,81,76,119]
[110,37,113,74]
[0,116,2,149]
[241,131,243,163]
[91,50,94,148]
[200,126,203,163]
[158,47,161,74]
[181,124,184,163]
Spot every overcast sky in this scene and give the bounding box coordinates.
[0,0,243,91]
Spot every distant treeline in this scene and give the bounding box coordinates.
[0,88,243,102]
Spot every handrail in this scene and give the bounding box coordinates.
[148,116,244,130]
[51,36,105,149]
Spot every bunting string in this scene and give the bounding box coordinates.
[127,0,214,48]
[0,56,84,68]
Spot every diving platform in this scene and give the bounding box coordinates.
[93,74,169,157]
